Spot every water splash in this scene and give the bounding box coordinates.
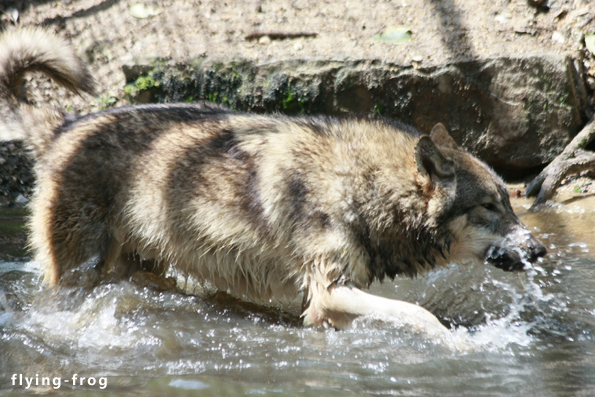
[1,243,595,395]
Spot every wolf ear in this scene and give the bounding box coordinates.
[415,135,454,179]
[430,123,458,149]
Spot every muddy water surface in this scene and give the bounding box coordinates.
[0,194,594,396]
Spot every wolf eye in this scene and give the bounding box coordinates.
[482,203,498,212]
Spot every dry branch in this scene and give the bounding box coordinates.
[525,115,595,207]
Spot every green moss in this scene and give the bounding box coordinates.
[124,83,136,96]
[135,75,159,91]
[0,208,28,217]
[207,92,219,103]
[191,58,203,69]
[93,95,118,110]
[124,74,160,102]
[373,102,384,116]
[0,221,26,234]
[281,82,306,114]
[282,90,295,110]
[0,207,28,234]
[559,92,569,107]
[9,248,30,257]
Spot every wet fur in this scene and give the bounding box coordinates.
[0,28,545,328]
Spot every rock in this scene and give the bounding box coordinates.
[258,36,271,45]
[14,194,27,205]
[411,55,423,63]
[0,52,589,203]
[0,141,34,207]
[124,55,588,177]
[552,31,566,44]
[121,34,169,82]
[495,13,511,24]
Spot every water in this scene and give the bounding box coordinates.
[1,195,595,396]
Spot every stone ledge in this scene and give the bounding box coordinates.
[1,53,592,206]
[124,54,590,176]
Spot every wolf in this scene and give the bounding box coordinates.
[0,28,546,338]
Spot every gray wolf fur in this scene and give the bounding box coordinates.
[0,28,546,333]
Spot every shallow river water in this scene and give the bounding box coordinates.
[1,194,595,396]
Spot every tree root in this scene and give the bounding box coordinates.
[525,115,595,208]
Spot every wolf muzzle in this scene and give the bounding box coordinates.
[485,228,547,271]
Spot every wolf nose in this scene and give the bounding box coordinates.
[534,244,547,258]
[530,243,547,261]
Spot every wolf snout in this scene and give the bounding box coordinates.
[486,231,547,271]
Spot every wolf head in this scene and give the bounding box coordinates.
[415,123,546,271]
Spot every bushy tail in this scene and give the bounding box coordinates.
[0,27,95,156]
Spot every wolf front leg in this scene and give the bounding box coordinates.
[303,283,452,339]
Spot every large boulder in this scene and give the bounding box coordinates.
[124,55,589,177]
[0,53,589,206]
